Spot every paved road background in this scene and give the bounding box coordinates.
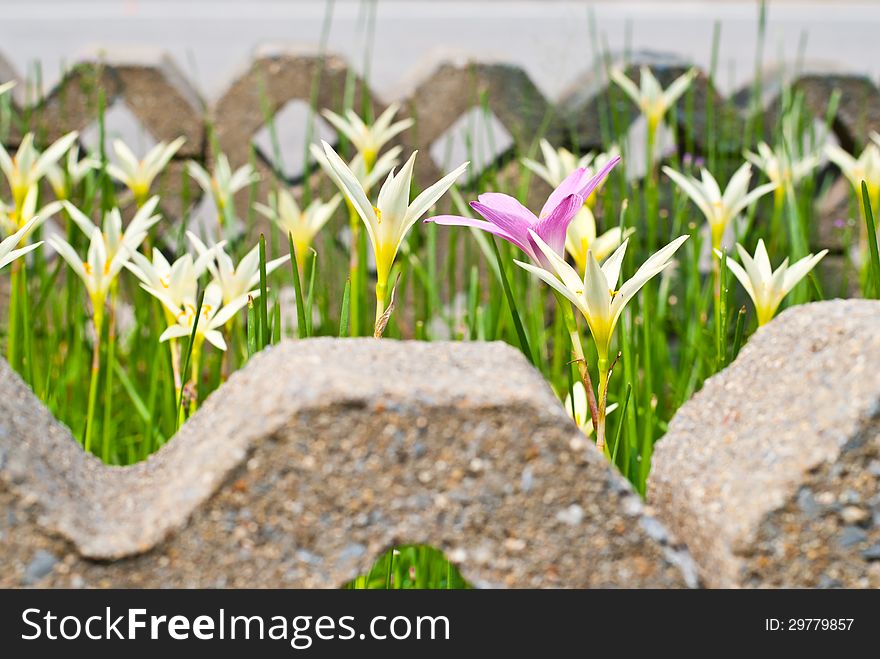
[0,1,877,102]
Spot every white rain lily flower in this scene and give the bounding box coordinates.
[522,139,594,188]
[62,196,161,262]
[322,102,413,168]
[610,66,696,131]
[0,215,43,270]
[518,230,688,452]
[1,184,62,237]
[107,137,185,206]
[663,162,777,250]
[0,131,78,211]
[318,140,468,332]
[718,239,827,326]
[48,227,131,321]
[159,282,253,352]
[517,231,688,363]
[187,154,259,220]
[310,143,402,194]
[566,205,633,273]
[827,140,880,216]
[188,232,288,306]
[564,381,617,436]
[126,244,221,317]
[254,189,341,270]
[349,148,402,191]
[745,141,820,197]
[45,145,100,200]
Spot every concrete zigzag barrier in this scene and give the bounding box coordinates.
[650,300,880,588]
[0,338,695,588]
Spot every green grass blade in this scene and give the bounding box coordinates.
[490,237,534,365]
[731,305,747,362]
[338,278,351,338]
[247,296,257,358]
[305,248,317,337]
[862,181,880,299]
[113,361,151,424]
[259,234,270,347]
[272,297,281,344]
[288,232,308,339]
[610,383,632,466]
[177,290,204,427]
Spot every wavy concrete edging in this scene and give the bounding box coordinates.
[1,338,695,588]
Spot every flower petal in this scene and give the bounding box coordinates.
[663,166,714,222]
[405,160,470,223]
[600,238,629,287]
[610,69,642,105]
[782,250,827,296]
[575,154,621,202]
[718,249,757,303]
[532,193,582,257]
[514,258,586,317]
[425,214,530,256]
[540,167,589,219]
[318,140,379,246]
[661,68,696,108]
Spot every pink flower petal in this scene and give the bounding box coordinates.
[540,167,590,218]
[576,155,621,200]
[425,214,537,260]
[532,193,583,259]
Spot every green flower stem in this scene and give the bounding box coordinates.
[220,323,233,383]
[84,304,104,454]
[7,258,21,369]
[347,204,362,337]
[646,118,657,184]
[596,358,610,455]
[711,232,723,301]
[169,337,182,403]
[645,118,659,252]
[555,290,600,437]
[770,186,785,251]
[189,339,202,416]
[374,277,387,338]
[101,282,119,463]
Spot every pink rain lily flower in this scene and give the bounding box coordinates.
[425,155,620,267]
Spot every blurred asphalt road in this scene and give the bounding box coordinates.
[0,1,877,102]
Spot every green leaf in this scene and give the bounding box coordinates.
[862,181,880,299]
[113,361,151,424]
[610,383,632,466]
[259,234,270,347]
[272,297,281,344]
[490,237,534,365]
[731,305,747,362]
[247,296,257,358]
[338,278,351,338]
[177,289,205,428]
[305,248,318,337]
[288,232,308,339]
